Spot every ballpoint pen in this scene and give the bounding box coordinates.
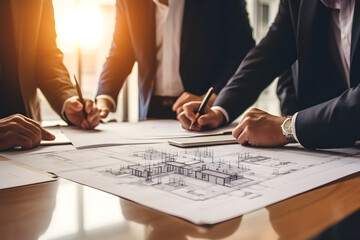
[189,87,214,130]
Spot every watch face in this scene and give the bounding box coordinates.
[283,118,292,134]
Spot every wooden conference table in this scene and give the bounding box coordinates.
[1,158,360,240]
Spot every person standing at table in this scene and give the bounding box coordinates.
[96,0,255,120]
[178,0,360,149]
[0,0,100,151]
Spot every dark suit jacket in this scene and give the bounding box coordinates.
[277,62,299,116]
[97,0,255,120]
[6,0,77,121]
[214,0,360,149]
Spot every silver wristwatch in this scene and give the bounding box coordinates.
[281,117,297,143]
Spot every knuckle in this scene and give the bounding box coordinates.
[244,111,252,118]
[8,122,18,130]
[242,117,252,126]
[177,112,185,121]
[12,115,23,122]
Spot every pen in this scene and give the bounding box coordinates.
[189,87,214,130]
[73,74,88,120]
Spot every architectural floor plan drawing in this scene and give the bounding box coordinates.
[7,143,360,224]
[101,147,314,201]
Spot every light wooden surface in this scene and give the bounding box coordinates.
[1,171,360,240]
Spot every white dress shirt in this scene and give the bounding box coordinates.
[153,0,185,97]
[97,0,185,110]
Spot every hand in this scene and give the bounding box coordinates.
[172,92,217,115]
[64,98,100,129]
[232,108,288,147]
[96,98,113,118]
[177,101,224,131]
[0,114,55,151]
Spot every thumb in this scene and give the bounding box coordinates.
[41,128,56,140]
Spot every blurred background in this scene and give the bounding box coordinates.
[40,0,281,123]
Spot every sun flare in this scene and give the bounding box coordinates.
[56,5,103,49]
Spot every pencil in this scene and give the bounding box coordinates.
[73,74,88,119]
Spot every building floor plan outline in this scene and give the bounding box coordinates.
[7,143,360,224]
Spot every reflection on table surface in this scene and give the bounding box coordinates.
[1,173,360,240]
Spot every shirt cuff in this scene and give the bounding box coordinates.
[291,112,299,143]
[61,96,78,121]
[211,106,229,123]
[96,94,116,112]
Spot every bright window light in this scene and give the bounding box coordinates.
[56,5,103,50]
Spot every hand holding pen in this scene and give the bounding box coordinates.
[189,87,215,129]
[62,75,101,129]
[177,87,226,131]
[73,75,88,120]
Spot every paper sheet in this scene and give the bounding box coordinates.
[61,120,237,149]
[0,144,76,158]
[41,126,71,146]
[0,161,55,190]
[7,143,360,224]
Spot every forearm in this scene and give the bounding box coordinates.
[296,86,360,149]
[96,0,135,104]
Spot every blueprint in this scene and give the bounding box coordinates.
[6,143,360,224]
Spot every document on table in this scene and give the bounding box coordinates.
[61,120,237,149]
[41,126,71,146]
[6,143,360,224]
[0,144,76,158]
[0,161,55,190]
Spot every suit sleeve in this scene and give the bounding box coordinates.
[277,61,299,116]
[210,0,255,94]
[96,0,136,106]
[213,0,297,122]
[295,85,360,149]
[35,0,77,117]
